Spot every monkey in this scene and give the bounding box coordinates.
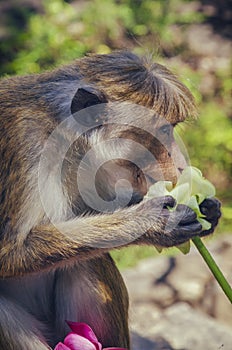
[0,51,221,349]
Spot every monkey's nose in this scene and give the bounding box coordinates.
[178,167,184,174]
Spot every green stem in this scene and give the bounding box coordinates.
[192,236,232,303]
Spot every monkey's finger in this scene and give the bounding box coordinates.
[145,196,176,210]
[177,221,202,236]
[200,198,221,219]
[176,204,197,224]
[162,195,176,209]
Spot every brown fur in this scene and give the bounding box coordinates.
[0,51,220,349]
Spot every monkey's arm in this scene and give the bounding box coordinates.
[0,196,202,278]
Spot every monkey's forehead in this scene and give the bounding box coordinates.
[104,90,195,124]
[105,101,183,126]
[78,52,197,123]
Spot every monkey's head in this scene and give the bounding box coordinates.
[61,52,196,213]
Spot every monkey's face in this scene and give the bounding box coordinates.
[70,111,187,213]
[67,88,189,213]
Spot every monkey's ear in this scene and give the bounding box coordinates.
[71,87,107,114]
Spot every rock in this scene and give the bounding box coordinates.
[131,303,232,350]
[148,303,232,350]
[123,256,176,307]
[123,234,232,349]
[131,332,174,350]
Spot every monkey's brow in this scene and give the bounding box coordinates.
[153,120,176,129]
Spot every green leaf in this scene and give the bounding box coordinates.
[154,246,163,253]
[177,241,191,254]
[145,180,172,198]
[170,182,191,204]
[198,217,212,231]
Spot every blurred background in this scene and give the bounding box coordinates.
[0,0,231,266]
[1,1,231,348]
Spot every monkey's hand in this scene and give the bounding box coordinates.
[137,196,202,248]
[144,167,222,246]
[199,197,221,237]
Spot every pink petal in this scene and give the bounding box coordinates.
[54,342,71,350]
[67,322,99,343]
[64,333,97,350]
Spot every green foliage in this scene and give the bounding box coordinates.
[180,104,231,168]
[2,0,207,75]
[3,0,136,74]
[177,96,232,234]
[124,0,204,44]
[111,246,158,269]
[7,0,88,74]
[80,0,134,44]
[178,101,232,197]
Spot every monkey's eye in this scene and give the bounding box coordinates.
[135,168,144,183]
[83,112,103,127]
[159,124,172,136]
[75,109,106,128]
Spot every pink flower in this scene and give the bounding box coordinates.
[54,321,127,350]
